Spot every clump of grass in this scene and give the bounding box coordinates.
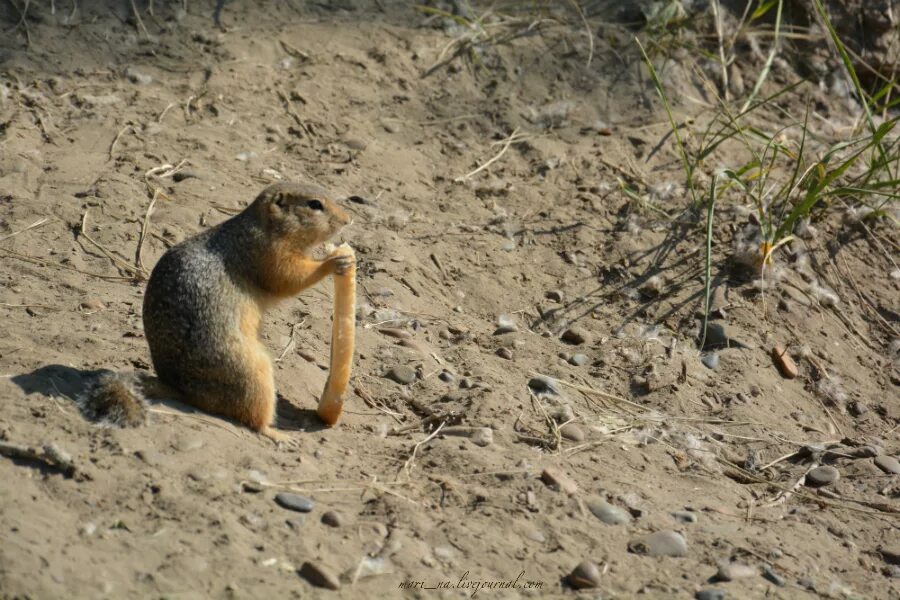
[636,0,899,348]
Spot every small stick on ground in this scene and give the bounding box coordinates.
[399,421,445,480]
[79,209,147,280]
[0,217,48,244]
[0,440,76,477]
[454,127,525,182]
[147,408,243,439]
[135,189,160,274]
[760,462,817,508]
[129,0,150,38]
[108,125,133,161]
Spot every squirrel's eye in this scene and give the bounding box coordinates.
[307,199,324,211]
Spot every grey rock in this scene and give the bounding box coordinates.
[569,353,589,366]
[671,510,698,524]
[298,561,340,590]
[696,590,726,600]
[438,370,455,383]
[762,566,786,587]
[628,530,688,557]
[385,365,416,385]
[494,314,518,334]
[874,455,900,475]
[715,562,756,581]
[496,347,513,360]
[700,352,719,370]
[442,426,493,447]
[459,377,476,389]
[274,492,315,513]
[806,465,840,487]
[587,499,631,525]
[568,560,601,589]
[560,423,585,442]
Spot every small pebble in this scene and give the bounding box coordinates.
[700,352,719,370]
[80,298,105,311]
[298,561,340,590]
[441,426,493,447]
[568,353,589,366]
[540,467,578,495]
[274,493,315,513]
[696,590,726,600]
[496,347,513,360]
[494,314,518,334]
[805,465,840,487]
[459,377,476,389]
[561,325,590,345]
[545,290,564,302]
[771,345,798,378]
[568,561,601,589]
[242,481,264,493]
[528,376,560,395]
[378,327,410,339]
[671,510,698,524]
[715,562,756,581]
[628,530,688,557]
[762,566,786,587]
[385,365,416,385]
[560,423,585,442]
[586,499,631,525]
[438,370,455,383]
[321,510,343,528]
[874,455,900,475]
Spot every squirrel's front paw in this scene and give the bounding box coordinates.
[328,253,356,276]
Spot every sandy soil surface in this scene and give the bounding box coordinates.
[1,1,898,598]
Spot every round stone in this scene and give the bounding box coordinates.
[568,560,601,589]
[587,499,631,525]
[385,365,416,385]
[874,455,900,475]
[274,492,315,513]
[806,465,840,487]
[321,510,343,528]
[628,530,688,557]
[569,353,589,366]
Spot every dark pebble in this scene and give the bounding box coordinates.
[568,561,601,589]
[274,492,315,513]
[321,510,343,528]
[762,566,786,587]
[696,590,726,600]
[298,561,340,590]
[561,326,590,345]
[496,347,513,360]
[527,376,560,395]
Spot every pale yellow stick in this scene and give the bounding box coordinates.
[317,244,356,425]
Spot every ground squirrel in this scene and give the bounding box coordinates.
[83,182,353,442]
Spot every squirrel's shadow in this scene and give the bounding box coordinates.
[10,364,327,434]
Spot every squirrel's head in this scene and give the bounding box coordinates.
[255,182,352,249]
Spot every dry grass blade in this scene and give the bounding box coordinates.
[399,421,446,480]
[0,218,49,244]
[455,127,525,182]
[79,209,147,280]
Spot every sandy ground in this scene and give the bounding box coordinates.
[1,1,898,598]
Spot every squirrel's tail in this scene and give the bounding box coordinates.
[78,371,166,428]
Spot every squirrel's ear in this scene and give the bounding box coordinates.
[271,192,286,208]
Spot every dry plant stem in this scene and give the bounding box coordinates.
[109,125,133,160]
[0,440,75,476]
[454,127,524,182]
[317,244,356,426]
[79,210,147,279]
[0,217,48,243]
[400,421,446,480]
[135,190,159,274]
[760,462,816,508]
[147,408,243,439]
